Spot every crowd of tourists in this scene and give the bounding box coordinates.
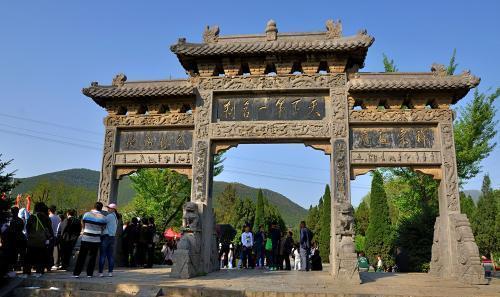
[0,196,165,279]
[219,221,323,271]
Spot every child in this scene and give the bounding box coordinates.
[293,244,301,270]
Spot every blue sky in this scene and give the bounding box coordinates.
[1,1,499,208]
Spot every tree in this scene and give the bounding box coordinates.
[382,54,398,72]
[365,171,393,263]
[354,199,370,236]
[472,175,498,258]
[0,155,20,194]
[459,192,476,220]
[213,151,226,176]
[481,174,492,197]
[319,185,331,262]
[214,184,237,224]
[446,48,458,75]
[254,189,265,229]
[128,169,190,229]
[454,88,499,181]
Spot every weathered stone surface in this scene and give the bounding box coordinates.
[86,21,483,286]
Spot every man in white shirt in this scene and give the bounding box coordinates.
[240,225,253,268]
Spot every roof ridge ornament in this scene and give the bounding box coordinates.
[325,19,342,39]
[265,19,278,41]
[203,25,220,44]
[112,73,127,87]
[357,29,368,36]
[431,63,448,77]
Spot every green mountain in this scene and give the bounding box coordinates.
[212,181,307,227]
[13,169,307,226]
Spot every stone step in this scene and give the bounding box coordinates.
[10,279,162,297]
[9,287,124,297]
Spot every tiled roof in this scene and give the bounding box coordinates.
[170,33,374,57]
[348,72,480,91]
[82,79,194,107]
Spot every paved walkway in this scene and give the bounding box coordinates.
[16,267,500,297]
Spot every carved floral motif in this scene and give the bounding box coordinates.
[210,122,331,139]
[195,91,211,139]
[196,74,345,91]
[440,123,459,211]
[193,141,208,202]
[333,139,348,203]
[349,109,453,123]
[98,128,115,203]
[105,114,194,127]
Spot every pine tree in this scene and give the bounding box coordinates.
[459,192,476,220]
[382,54,398,72]
[254,189,265,229]
[214,184,237,224]
[446,48,458,75]
[472,175,498,257]
[365,171,392,263]
[481,174,492,197]
[0,155,20,193]
[319,185,331,262]
[354,200,370,236]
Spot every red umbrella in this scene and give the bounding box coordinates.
[164,228,181,239]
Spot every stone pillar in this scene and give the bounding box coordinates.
[429,122,486,284]
[171,87,219,277]
[97,126,118,204]
[330,85,360,284]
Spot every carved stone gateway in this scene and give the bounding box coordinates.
[83,20,485,284]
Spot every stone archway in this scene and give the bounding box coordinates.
[83,20,485,284]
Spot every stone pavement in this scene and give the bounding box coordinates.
[11,267,500,297]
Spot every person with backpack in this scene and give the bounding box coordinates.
[73,202,106,278]
[58,209,81,270]
[23,202,53,278]
[299,221,312,271]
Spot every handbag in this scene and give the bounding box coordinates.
[265,238,273,251]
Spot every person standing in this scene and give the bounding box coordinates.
[376,255,384,272]
[395,247,409,272]
[240,225,253,269]
[282,231,293,270]
[136,218,153,267]
[122,217,139,267]
[73,202,106,278]
[357,252,369,272]
[5,207,26,277]
[24,202,53,278]
[299,221,311,271]
[58,209,81,270]
[253,225,265,269]
[99,204,118,277]
[269,223,281,271]
[146,217,156,268]
[48,205,61,270]
[293,244,301,270]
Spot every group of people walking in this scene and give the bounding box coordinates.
[0,200,119,278]
[220,221,322,271]
[1,200,85,278]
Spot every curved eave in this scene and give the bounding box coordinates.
[347,72,480,103]
[82,83,195,108]
[171,34,374,58]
